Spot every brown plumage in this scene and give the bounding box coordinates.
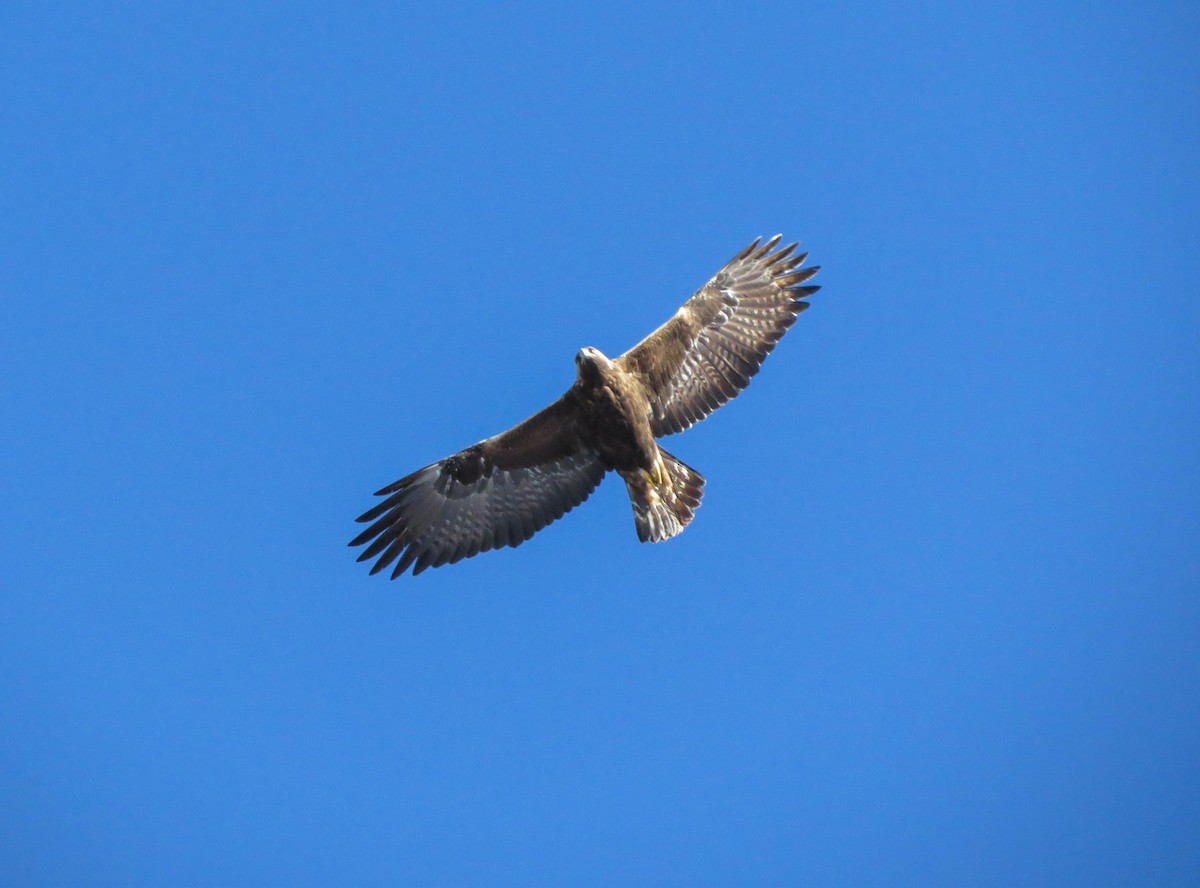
[350,235,820,577]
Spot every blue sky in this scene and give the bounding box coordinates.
[2,1,1197,885]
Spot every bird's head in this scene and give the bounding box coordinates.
[574,346,610,383]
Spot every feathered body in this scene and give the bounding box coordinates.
[351,235,820,577]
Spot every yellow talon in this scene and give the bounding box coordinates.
[650,458,665,486]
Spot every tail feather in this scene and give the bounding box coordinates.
[625,448,706,543]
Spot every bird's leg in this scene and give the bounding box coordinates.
[649,454,665,487]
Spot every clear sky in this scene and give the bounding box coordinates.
[2,2,1198,885]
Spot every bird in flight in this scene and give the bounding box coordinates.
[350,235,820,577]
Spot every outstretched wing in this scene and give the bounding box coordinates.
[350,394,606,577]
[616,235,820,436]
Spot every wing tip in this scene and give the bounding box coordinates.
[734,236,762,262]
[791,285,820,310]
[752,233,783,260]
[767,241,799,266]
[737,234,818,273]
[777,266,821,289]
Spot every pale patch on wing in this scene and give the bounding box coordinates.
[616,235,820,436]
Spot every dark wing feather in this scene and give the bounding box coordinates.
[615,235,820,436]
[350,394,606,577]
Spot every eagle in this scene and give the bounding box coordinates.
[350,235,820,577]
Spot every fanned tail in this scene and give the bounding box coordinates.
[624,448,706,543]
